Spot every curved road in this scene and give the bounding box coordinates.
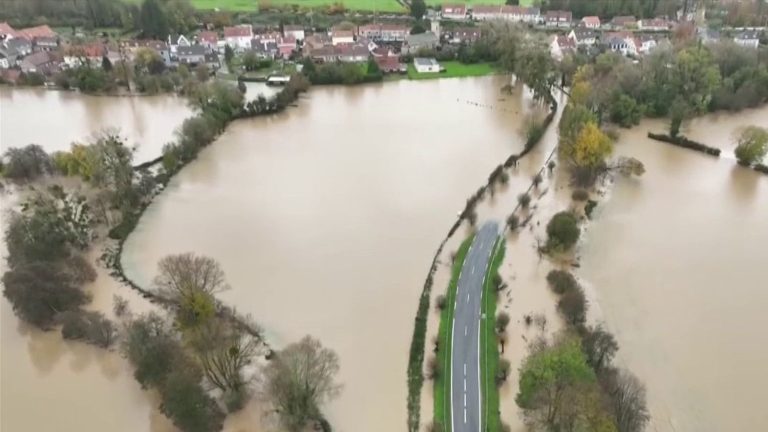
[451,221,499,432]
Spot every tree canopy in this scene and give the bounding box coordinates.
[734,126,768,166]
[546,211,581,252]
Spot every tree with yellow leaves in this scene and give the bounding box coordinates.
[571,122,613,169]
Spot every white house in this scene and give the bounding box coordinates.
[442,4,467,20]
[331,30,354,45]
[636,35,658,55]
[638,18,669,31]
[414,57,440,73]
[568,29,597,46]
[581,16,600,29]
[549,35,575,61]
[605,33,637,56]
[734,31,761,49]
[224,25,254,51]
[545,10,572,28]
[283,25,305,42]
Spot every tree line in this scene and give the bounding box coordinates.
[539,0,681,19]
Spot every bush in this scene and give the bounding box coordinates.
[557,286,587,326]
[546,211,580,251]
[572,189,589,201]
[585,200,598,219]
[495,312,510,334]
[532,173,543,187]
[506,214,520,231]
[546,270,579,295]
[734,126,768,166]
[60,310,117,348]
[495,358,511,385]
[435,294,447,311]
[517,193,531,208]
[2,144,54,181]
[609,93,643,127]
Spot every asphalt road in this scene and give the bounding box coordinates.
[451,221,499,432]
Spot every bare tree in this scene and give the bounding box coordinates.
[582,325,619,371]
[192,322,259,397]
[154,253,229,303]
[601,369,649,432]
[262,335,341,432]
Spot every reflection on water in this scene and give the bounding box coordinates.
[0,87,192,164]
[580,113,768,432]
[122,76,536,431]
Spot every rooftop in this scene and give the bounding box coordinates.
[414,57,438,67]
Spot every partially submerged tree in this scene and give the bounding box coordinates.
[546,211,580,252]
[2,144,54,181]
[582,325,619,372]
[734,125,768,165]
[263,335,341,432]
[600,369,649,432]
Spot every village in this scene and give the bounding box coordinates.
[0,1,765,88]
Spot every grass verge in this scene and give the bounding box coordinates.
[434,234,475,430]
[124,0,405,12]
[407,61,499,81]
[480,237,505,431]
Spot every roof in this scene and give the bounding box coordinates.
[640,18,668,28]
[0,22,17,37]
[337,43,369,57]
[279,35,297,45]
[545,10,572,20]
[21,51,52,67]
[6,38,31,49]
[252,39,278,52]
[332,30,354,39]
[735,30,761,39]
[442,4,467,14]
[224,25,253,38]
[555,35,576,49]
[178,45,206,56]
[414,57,438,67]
[67,43,106,57]
[612,16,637,25]
[473,5,501,14]
[19,25,56,39]
[283,25,304,32]
[582,16,600,25]
[406,32,439,45]
[34,36,58,45]
[199,31,218,44]
[454,27,481,36]
[500,5,539,15]
[572,29,596,38]
[358,23,409,32]
[374,54,404,71]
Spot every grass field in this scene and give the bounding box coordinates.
[126,0,405,12]
[407,61,498,80]
[480,238,505,431]
[425,0,534,6]
[434,234,475,430]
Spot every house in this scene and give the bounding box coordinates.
[449,27,482,44]
[472,5,503,21]
[337,43,369,62]
[699,28,721,45]
[605,32,637,56]
[224,25,254,50]
[34,36,59,51]
[567,29,597,46]
[177,45,207,65]
[251,38,278,59]
[307,45,336,63]
[611,16,637,29]
[331,30,355,45]
[277,35,296,59]
[63,43,106,68]
[581,16,600,29]
[18,25,56,40]
[373,53,406,73]
[304,33,332,51]
[123,40,172,66]
[0,46,18,68]
[545,10,572,27]
[20,51,56,74]
[734,30,761,49]
[168,34,191,54]
[198,31,218,51]
[403,32,439,54]
[635,35,658,55]
[414,57,440,73]
[442,4,467,20]
[502,6,540,23]
[0,22,17,40]
[638,18,670,31]
[549,35,575,60]
[5,38,31,56]
[357,23,409,42]
[204,52,220,69]
[283,25,305,41]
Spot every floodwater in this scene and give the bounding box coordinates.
[122,76,538,431]
[0,87,192,164]
[580,112,768,431]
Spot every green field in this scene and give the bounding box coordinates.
[425,0,534,6]
[127,0,405,12]
[407,61,498,80]
[480,238,505,432]
[434,234,474,430]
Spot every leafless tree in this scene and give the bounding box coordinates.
[601,368,650,432]
[262,335,341,432]
[154,253,229,304]
[582,325,619,371]
[193,321,259,396]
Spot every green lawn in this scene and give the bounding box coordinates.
[434,234,475,430]
[480,238,505,432]
[425,0,534,6]
[125,0,404,12]
[407,61,499,81]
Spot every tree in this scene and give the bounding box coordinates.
[571,122,613,169]
[496,311,510,334]
[557,285,587,326]
[2,262,89,328]
[546,269,579,295]
[263,336,341,432]
[582,325,618,371]
[2,144,53,181]
[139,0,170,39]
[101,55,113,72]
[242,51,260,71]
[506,0,519,4]
[410,21,427,34]
[123,313,184,388]
[515,40,557,104]
[224,44,234,66]
[518,192,531,208]
[516,335,597,429]
[600,369,649,432]
[734,126,768,165]
[546,211,580,252]
[60,310,117,348]
[410,0,426,20]
[160,367,226,432]
[609,94,643,128]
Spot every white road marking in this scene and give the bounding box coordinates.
[477,323,482,432]
[464,364,466,375]
[464,393,466,406]
[464,326,467,336]
[471,265,475,274]
[466,292,470,303]
[464,378,466,391]
[464,408,467,423]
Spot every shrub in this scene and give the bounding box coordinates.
[734,126,768,166]
[557,286,587,326]
[506,214,520,231]
[60,310,117,348]
[517,193,531,208]
[435,294,447,311]
[532,173,543,187]
[546,211,580,251]
[495,312,510,334]
[495,358,511,385]
[571,189,589,201]
[426,355,441,380]
[585,200,598,219]
[546,270,579,295]
[547,160,556,171]
[2,144,54,181]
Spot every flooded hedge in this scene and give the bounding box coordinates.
[647,132,722,157]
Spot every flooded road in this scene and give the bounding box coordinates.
[580,114,768,431]
[0,87,192,163]
[122,76,536,431]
